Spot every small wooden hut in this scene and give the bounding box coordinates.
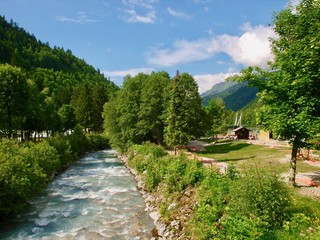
[233,127,250,139]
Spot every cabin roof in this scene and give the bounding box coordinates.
[233,126,249,132]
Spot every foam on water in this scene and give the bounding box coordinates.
[0,149,155,239]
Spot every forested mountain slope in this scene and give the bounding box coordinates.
[201,81,258,111]
[0,16,118,138]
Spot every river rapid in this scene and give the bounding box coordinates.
[0,149,155,239]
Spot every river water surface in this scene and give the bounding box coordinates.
[0,150,155,239]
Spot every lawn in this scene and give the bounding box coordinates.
[196,140,320,174]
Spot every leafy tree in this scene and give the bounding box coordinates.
[22,79,46,140]
[103,71,171,150]
[0,64,29,138]
[58,104,76,133]
[91,84,109,132]
[164,72,206,150]
[103,99,126,151]
[229,0,320,184]
[205,97,231,137]
[71,81,94,132]
[137,71,171,145]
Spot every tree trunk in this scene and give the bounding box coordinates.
[289,136,299,186]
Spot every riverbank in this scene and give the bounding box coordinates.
[120,154,176,239]
[120,143,320,239]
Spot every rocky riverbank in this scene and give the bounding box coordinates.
[119,154,191,239]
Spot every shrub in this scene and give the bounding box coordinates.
[86,134,110,150]
[222,165,292,237]
[24,141,60,177]
[218,214,266,240]
[0,140,47,218]
[47,134,76,169]
[128,143,167,173]
[191,170,230,239]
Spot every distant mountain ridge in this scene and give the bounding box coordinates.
[201,81,258,111]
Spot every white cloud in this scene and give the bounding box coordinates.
[147,23,275,68]
[121,0,158,24]
[147,38,214,67]
[56,11,98,24]
[167,7,191,20]
[222,23,275,67]
[194,72,238,94]
[124,9,156,23]
[102,68,155,78]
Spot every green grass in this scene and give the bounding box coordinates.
[196,140,320,174]
[198,140,288,163]
[291,193,320,216]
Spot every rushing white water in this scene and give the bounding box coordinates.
[0,150,155,239]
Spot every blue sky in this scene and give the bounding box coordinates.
[0,0,300,93]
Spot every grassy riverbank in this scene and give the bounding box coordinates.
[0,130,110,220]
[127,142,320,239]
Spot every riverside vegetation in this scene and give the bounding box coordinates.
[0,128,110,220]
[127,142,320,239]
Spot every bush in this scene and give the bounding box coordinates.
[221,165,291,237]
[191,170,230,239]
[47,134,76,169]
[86,134,110,150]
[128,142,167,173]
[24,141,60,177]
[0,140,47,218]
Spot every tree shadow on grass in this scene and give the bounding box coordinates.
[201,142,251,154]
[217,155,256,162]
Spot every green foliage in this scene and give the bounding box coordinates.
[128,142,167,174]
[191,170,230,239]
[0,64,29,138]
[220,166,291,238]
[0,132,110,219]
[103,71,171,150]
[164,72,206,147]
[58,104,76,132]
[205,97,233,136]
[23,141,60,177]
[0,139,57,218]
[86,134,110,150]
[220,215,266,240]
[127,143,319,239]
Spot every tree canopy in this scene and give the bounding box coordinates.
[164,72,206,148]
[103,71,207,151]
[229,0,320,184]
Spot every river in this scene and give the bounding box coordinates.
[0,149,155,239]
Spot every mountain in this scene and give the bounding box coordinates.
[0,16,119,137]
[201,81,258,111]
[201,81,238,98]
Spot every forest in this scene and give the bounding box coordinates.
[0,16,118,140]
